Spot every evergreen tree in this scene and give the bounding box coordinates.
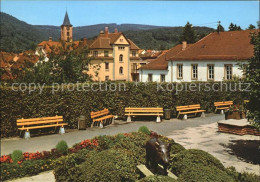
[217,24,225,32]
[229,23,235,31]
[247,24,256,30]
[179,22,196,44]
[245,31,260,129]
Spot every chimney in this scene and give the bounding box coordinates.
[100,30,104,35]
[114,28,118,33]
[182,41,187,50]
[83,37,87,45]
[49,37,53,42]
[105,27,109,37]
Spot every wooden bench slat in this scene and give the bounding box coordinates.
[17,119,64,126]
[18,123,68,131]
[125,110,163,113]
[126,113,164,116]
[93,115,114,122]
[180,110,206,114]
[216,107,229,110]
[17,116,63,123]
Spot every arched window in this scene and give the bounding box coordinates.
[119,54,123,62]
[119,67,123,74]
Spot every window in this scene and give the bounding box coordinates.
[120,39,123,42]
[119,67,123,74]
[132,51,136,57]
[105,76,109,81]
[118,47,125,50]
[67,37,70,42]
[119,54,123,62]
[160,74,165,82]
[191,64,198,80]
[93,51,98,57]
[104,50,109,57]
[67,32,70,36]
[148,74,153,82]
[242,64,248,78]
[225,64,233,80]
[207,65,214,80]
[177,64,183,79]
[105,62,109,70]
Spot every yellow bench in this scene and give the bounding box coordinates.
[125,107,163,122]
[214,101,233,114]
[91,108,114,128]
[176,104,206,120]
[17,115,67,138]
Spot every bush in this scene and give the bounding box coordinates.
[169,149,225,176]
[78,149,139,182]
[138,175,177,182]
[1,81,248,138]
[159,137,185,155]
[11,150,23,162]
[56,140,68,155]
[53,149,90,182]
[178,164,234,182]
[0,159,53,181]
[138,126,151,135]
[226,166,260,182]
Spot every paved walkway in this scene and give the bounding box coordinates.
[1,113,222,155]
[167,123,260,175]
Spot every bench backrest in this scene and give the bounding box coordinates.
[91,109,110,119]
[17,116,63,126]
[214,101,233,107]
[125,107,163,113]
[176,104,201,111]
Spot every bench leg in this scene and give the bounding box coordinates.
[100,122,104,128]
[24,131,30,139]
[59,127,65,134]
[183,114,188,120]
[156,116,161,123]
[19,130,25,138]
[111,117,115,125]
[127,116,132,123]
[201,112,205,118]
[220,110,224,115]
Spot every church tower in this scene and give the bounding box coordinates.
[61,11,73,42]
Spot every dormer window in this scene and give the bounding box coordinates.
[132,51,136,57]
[93,51,98,57]
[119,54,123,62]
[104,50,109,57]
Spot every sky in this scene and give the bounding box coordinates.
[1,1,259,30]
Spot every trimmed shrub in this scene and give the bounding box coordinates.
[226,166,260,182]
[1,81,249,138]
[53,149,90,182]
[169,149,225,176]
[0,159,53,181]
[159,137,185,155]
[138,175,177,182]
[178,164,234,182]
[78,149,139,182]
[56,140,68,155]
[11,150,23,162]
[138,126,151,135]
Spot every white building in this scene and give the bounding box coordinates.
[139,30,257,82]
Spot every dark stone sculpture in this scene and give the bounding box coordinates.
[146,137,171,175]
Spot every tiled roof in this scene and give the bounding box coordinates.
[170,30,259,61]
[128,39,140,50]
[140,44,191,70]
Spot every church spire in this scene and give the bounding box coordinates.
[62,11,72,26]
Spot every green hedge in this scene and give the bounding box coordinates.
[0,81,248,137]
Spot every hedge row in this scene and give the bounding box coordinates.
[0,81,248,137]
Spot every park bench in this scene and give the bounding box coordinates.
[176,104,205,120]
[214,101,233,114]
[17,115,67,139]
[91,108,114,128]
[125,107,163,122]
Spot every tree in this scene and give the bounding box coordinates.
[17,43,92,84]
[229,23,242,31]
[247,24,256,30]
[245,31,260,130]
[179,22,196,44]
[217,24,225,32]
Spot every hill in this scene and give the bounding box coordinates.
[0,12,215,52]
